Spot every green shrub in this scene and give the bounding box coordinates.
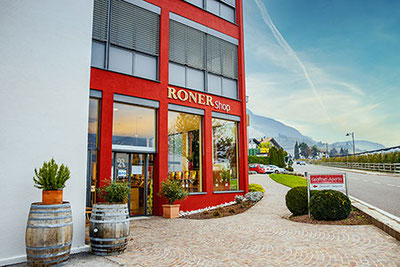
[249,183,265,193]
[285,166,294,172]
[248,156,270,165]
[310,190,351,220]
[98,181,130,203]
[159,179,189,205]
[33,158,70,190]
[285,186,308,215]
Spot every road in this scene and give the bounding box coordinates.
[293,164,400,218]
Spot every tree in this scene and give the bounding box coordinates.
[294,142,299,159]
[269,147,286,168]
[311,145,319,158]
[299,142,311,158]
[329,148,338,157]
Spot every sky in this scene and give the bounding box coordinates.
[243,0,400,147]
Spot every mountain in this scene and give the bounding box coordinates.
[247,109,316,153]
[329,140,385,153]
[247,109,386,154]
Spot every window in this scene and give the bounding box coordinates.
[168,111,203,192]
[112,102,156,152]
[86,96,101,207]
[184,0,236,23]
[212,118,238,191]
[91,0,160,80]
[169,20,238,99]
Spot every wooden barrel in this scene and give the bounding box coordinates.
[89,203,130,255]
[26,202,73,266]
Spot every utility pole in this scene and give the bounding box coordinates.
[346,132,356,162]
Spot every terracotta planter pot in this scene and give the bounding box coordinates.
[42,190,63,205]
[162,204,180,218]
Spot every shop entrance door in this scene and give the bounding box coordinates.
[112,152,154,216]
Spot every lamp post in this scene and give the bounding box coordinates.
[346,132,356,162]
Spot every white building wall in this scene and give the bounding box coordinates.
[0,1,93,264]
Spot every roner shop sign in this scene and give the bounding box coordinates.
[168,87,231,112]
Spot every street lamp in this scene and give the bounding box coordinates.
[346,132,356,162]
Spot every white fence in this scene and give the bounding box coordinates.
[318,162,400,174]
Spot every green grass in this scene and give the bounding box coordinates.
[269,174,307,188]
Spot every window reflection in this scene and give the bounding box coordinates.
[87,98,100,207]
[168,111,202,192]
[212,118,238,191]
[112,102,156,150]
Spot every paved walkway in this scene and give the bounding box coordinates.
[68,174,400,266]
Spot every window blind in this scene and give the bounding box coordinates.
[169,21,205,70]
[110,0,159,56]
[92,0,109,41]
[207,35,238,79]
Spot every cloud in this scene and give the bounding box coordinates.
[244,1,400,147]
[253,0,330,121]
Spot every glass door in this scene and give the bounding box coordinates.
[130,154,145,215]
[112,152,154,216]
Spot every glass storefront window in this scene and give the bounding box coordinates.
[168,111,202,192]
[112,103,156,152]
[212,118,238,191]
[87,98,100,207]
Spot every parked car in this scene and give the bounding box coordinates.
[296,161,306,165]
[249,164,268,174]
[266,165,287,174]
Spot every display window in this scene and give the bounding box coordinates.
[86,97,101,207]
[168,111,203,192]
[212,118,239,191]
[112,102,156,152]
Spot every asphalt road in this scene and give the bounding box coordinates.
[293,164,400,218]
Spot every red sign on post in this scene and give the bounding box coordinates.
[308,174,346,192]
[306,173,348,218]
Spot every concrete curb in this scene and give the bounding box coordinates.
[350,196,400,241]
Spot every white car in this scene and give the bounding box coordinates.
[265,165,287,174]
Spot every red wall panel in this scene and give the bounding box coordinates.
[90,0,248,215]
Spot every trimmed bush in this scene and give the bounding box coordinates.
[249,183,265,193]
[285,186,308,215]
[310,190,351,220]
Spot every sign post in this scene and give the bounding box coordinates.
[306,173,347,218]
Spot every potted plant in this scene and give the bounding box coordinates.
[26,158,72,266]
[90,180,130,255]
[159,178,188,218]
[33,158,70,204]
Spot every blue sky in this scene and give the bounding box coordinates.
[243,0,400,147]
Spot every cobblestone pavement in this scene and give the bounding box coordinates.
[99,174,400,266]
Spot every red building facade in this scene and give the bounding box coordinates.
[88,0,248,216]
